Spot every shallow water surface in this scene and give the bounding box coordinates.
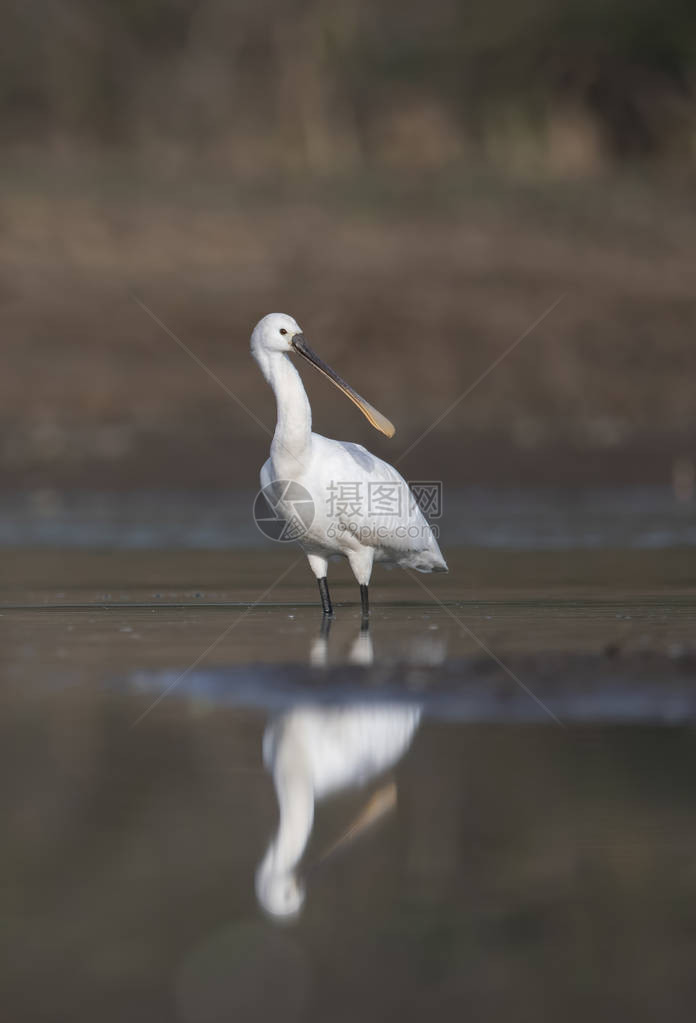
[3,548,696,1021]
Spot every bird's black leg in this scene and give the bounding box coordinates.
[360,584,369,619]
[318,577,333,616]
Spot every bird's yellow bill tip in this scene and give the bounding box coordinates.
[373,411,396,438]
[351,395,396,438]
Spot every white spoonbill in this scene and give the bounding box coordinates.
[256,700,421,918]
[251,313,447,616]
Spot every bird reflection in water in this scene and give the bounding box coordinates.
[255,619,443,920]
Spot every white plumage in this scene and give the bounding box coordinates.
[256,702,421,918]
[251,313,447,615]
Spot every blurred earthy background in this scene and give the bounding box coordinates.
[2,0,696,496]
[4,9,696,1020]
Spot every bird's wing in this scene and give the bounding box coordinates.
[310,436,445,565]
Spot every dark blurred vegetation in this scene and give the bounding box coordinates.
[1,0,696,490]
[3,0,696,171]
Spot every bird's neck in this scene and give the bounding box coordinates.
[259,740,315,879]
[264,352,312,475]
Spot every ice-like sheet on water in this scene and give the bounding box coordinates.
[125,652,696,725]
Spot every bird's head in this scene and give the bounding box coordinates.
[255,861,306,920]
[251,312,302,355]
[250,312,396,438]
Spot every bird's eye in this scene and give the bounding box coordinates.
[279,328,288,335]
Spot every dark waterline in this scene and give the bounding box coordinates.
[2,486,695,549]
